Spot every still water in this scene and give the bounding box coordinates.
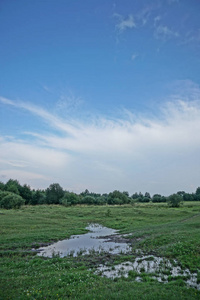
[37,224,131,258]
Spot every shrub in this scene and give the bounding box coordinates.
[167,194,182,208]
[81,195,95,205]
[60,192,80,206]
[0,193,25,209]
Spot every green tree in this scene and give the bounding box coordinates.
[195,187,200,201]
[152,194,166,203]
[19,184,33,204]
[4,179,20,195]
[30,190,46,205]
[81,195,95,205]
[108,190,130,205]
[196,187,200,195]
[167,194,182,207]
[131,192,139,199]
[0,181,5,191]
[145,192,151,199]
[46,183,64,204]
[60,192,80,206]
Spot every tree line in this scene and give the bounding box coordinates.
[0,179,200,209]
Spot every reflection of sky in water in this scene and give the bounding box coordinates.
[96,255,200,290]
[37,224,131,257]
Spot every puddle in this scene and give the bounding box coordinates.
[37,224,131,258]
[95,255,200,290]
[36,224,200,290]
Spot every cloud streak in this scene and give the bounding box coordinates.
[0,87,200,195]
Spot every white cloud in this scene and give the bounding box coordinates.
[56,90,83,114]
[154,15,161,26]
[1,88,200,195]
[115,14,136,33]
[154,25,179,41]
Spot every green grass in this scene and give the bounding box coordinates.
[1,202,200,299]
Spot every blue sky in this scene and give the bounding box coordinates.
[0,0,200,195]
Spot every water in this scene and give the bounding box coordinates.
[37,224,131,258]
[95,255,200,290]
[36,224,200,290]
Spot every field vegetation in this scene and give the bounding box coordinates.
[1,199,200,299]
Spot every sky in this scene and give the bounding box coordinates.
[0,0,200,196]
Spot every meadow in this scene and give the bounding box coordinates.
[1,202,200,299]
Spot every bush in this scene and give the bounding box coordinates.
[167,194,182,208]
[0,193,25,209]
[60,192,80,206]
[81,195,95,205]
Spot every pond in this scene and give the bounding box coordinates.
[37,223,132,258]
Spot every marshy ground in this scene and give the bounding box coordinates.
[1,203,200,299]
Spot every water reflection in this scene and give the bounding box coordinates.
[95,255,200,290]
[37,224,131,258]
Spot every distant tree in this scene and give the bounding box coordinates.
[182,193,193,201]
[196,187,200,195]
[167,194,182,207]
[131,192,139,199]
[137,196,150,203]
[152,194,166,203]
[108,190,130,205]
[46,183,64,204]
[80,189,90,197]
[94,196,107,205]
[145,192,151,199]
[18,184,33,204]
[4,179,20,195]
[30,190,45,205]
[81,195,95,205]
[123,191,129,197]
[60,192,80,206]
[195,187,200,201]
[177,191,185,197]
[142,196,150,203]
[0,182,5,191]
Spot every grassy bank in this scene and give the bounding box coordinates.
[1,203,200,299]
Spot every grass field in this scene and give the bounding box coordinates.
[1,202,200,299]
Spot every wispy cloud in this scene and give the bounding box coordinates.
[167,0,179,4]
[1,85,200,194]
[131,53,138,61]
[114,14,136,33]
[56,90,84,114]
[154,25,179,41]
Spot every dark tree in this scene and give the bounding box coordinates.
[46,183,64,204]
[18,184,33,204]
[152,194,165,203]
[4,179,20,195]
[60,191,80,206]
[167,194,182,207]
[145,192,151,199]
[108,190,130,205]
[30,190,46,205]
[0,181,5,191]
[81,195,95,205]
